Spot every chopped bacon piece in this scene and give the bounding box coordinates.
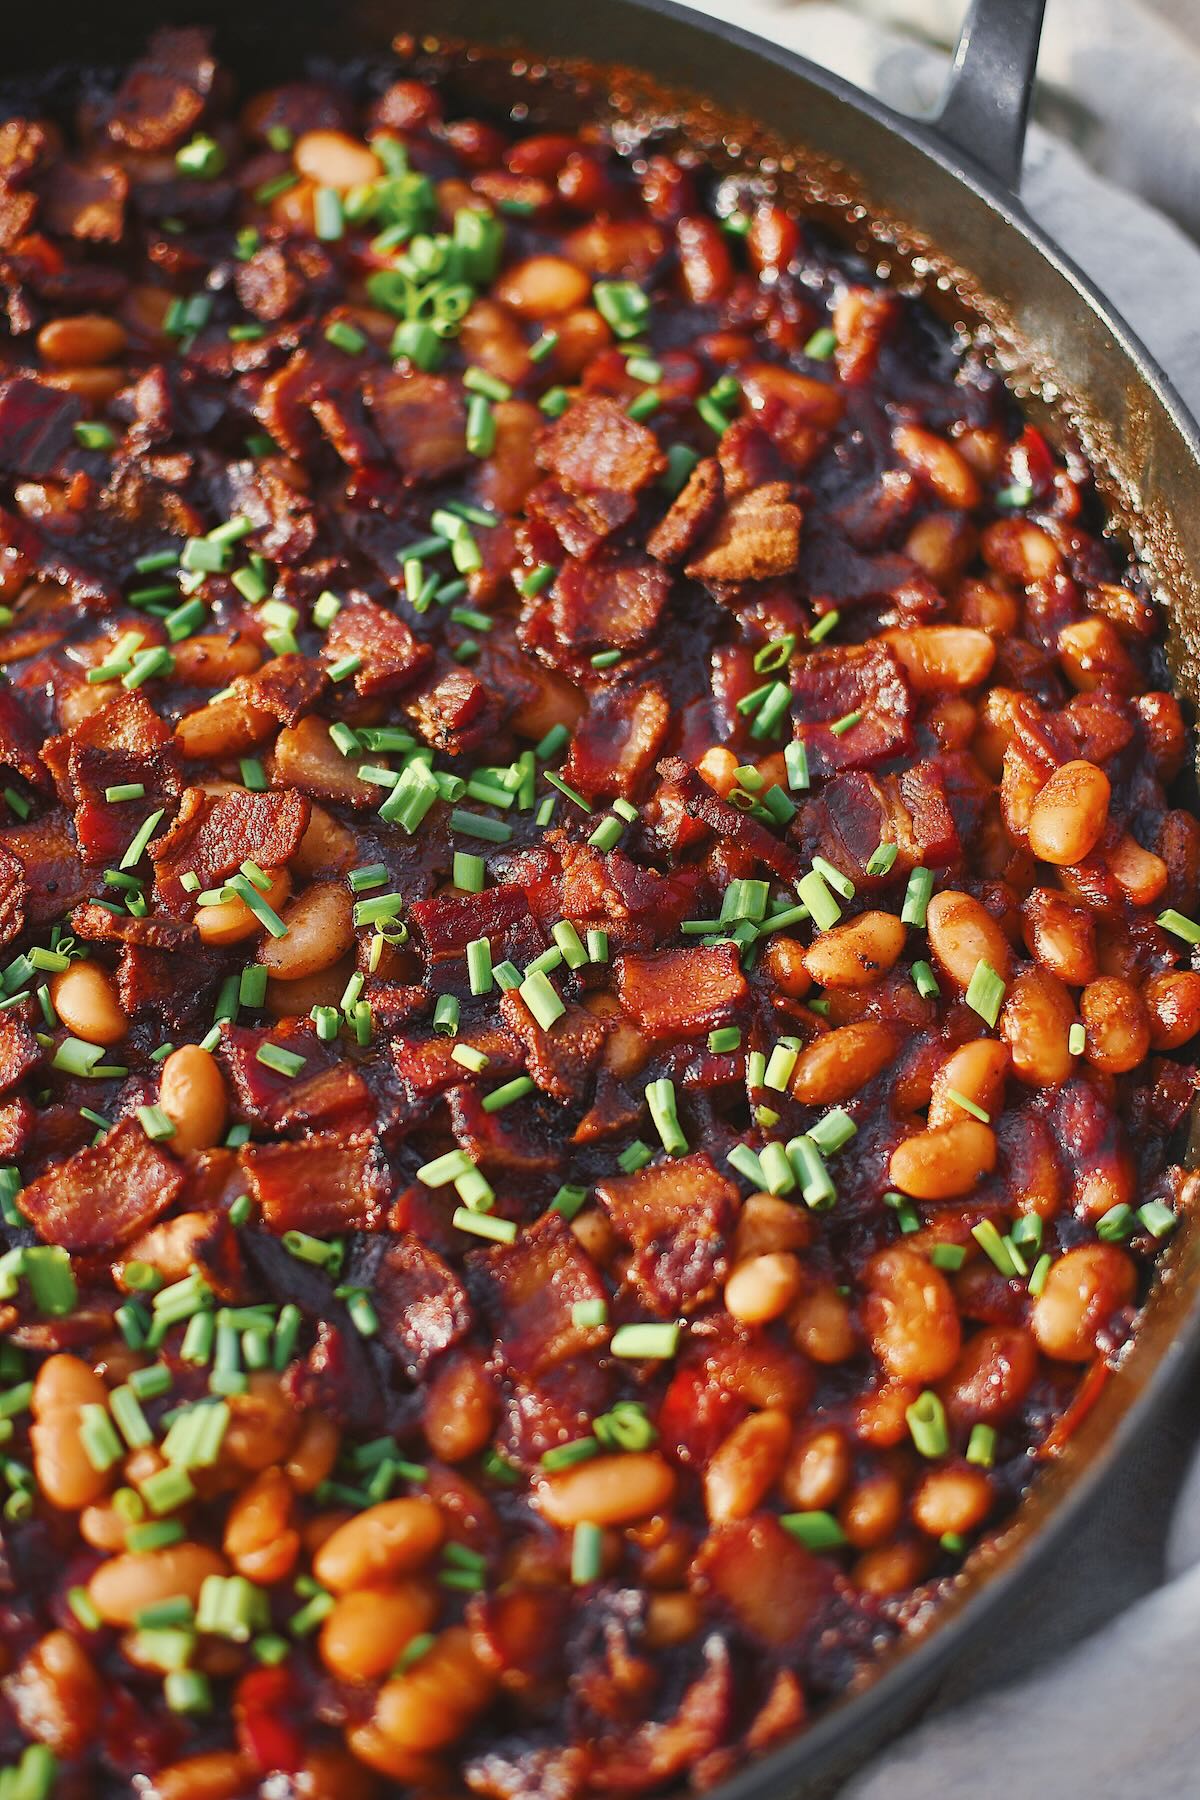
[18,1115,184,1251]
[150,787,310,908]
[562,683,669,801]
[0,378,82,476]
[221,458,316,566]
[369,1234,473,1379]
[365,369,469,480]
[219,1025,373,1137]
[322,595,432,696]
[536,396,664,495]
[468,1210,607,1377]
[523,480,637,559]
[647,457,723,564]
[392,1026,525,1098]
[40,160,128,241]
[0,814,87,925]
[597,1152,737,1314]
[589,1639,734,1793]
[70,901,197,949]
[0,845,26,949]
[662,762,805,883]
[0,682,50,793]
[233,653,326,725]
[498,991,606,1103]
[406,668,494,755]
[0,1016,38,1095]
[791,641,915,773]
[616,944,747,1041]
[410,884,538,964]
[105,27,215,152]
[685,483,802,585]
[448,1084,562,1178]
[692,1515,834,1650]
[546,554,671,655]
[241,1131,389,1235]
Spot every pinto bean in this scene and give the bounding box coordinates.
[6,1629,102,1757]
[863,1246,961,1382]
[373,1626,494,1752]
[494,256,591,318]
[38,313,127,366]
[940,1326,1037,1424]
[801,911,906,989]
[839,1468,905,1549]
[157,1045,228,1155]
[294,129,382,189]
[88,1544,228,1626]
[981,518,1062,582]
[927,1039,1009,1127]
[223,1467,299,1584]
[893,426,981,509]
[704,1410,791,1523]
[925,889,1013,989]
[911,1465,992,1538]
[1000,968,1076,1086]
[1022,887,1097,984]
[257,881,354,980]
[1031,1245,1137,1361]
[888,1119,997,1201]
[725,1252,803,1324]
[1027,760,1111,865]
[1080,976,1151,1073]
[49,959,128,1046]
[1145,971,1200,1049]
[30,1355,113,1512]
[320,1580,438,1684]
[195,867,291,947]
[313,1498,445,1594]
[535,1453,675,1528]
[780,1427,851,1512]
[790,1020,896,1105]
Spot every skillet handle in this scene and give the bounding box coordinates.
[932,0,1046,193]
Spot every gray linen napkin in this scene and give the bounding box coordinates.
[674,3,1200,1791]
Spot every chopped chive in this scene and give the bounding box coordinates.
[906,1390,949,1459]
[1156,908,1200,943]
[797,869,841,932]
[452,1208,517,1244]
[571,1520,604,1585]
[645,1077,687,1156]
[901,867,933,928]
[966,1423,996,1469]
[971,1218,1018,1276]
[482,1076,534,1113]
[912,960,940,1000]
[610,1322,679,1360]
[965,959,1006,1028]
[807,608,841,643]
[520,969,564,1031]
[255,1042,306,1078]
[780,1511,846,1551]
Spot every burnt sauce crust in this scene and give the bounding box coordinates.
[0,25,1195,1800]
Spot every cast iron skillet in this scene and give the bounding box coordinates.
[8,1,1200,1793]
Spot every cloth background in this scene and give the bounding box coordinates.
[669,3,1200,1793]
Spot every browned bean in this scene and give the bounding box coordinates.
[1105,833,1169,907]
[374,1626,494,1752]
[494,255,591,318]
[791,1281,857,1364]
[535,1452,675,1527]
[273,715,381,807]
[6,1629,102,1757]
[257,882,355,981]
[853,1539,932,1595]
[1145,971,1200,1049]
[1031,1244,1137,1361]
[790,1021,896,1106]
[170,633,263,687]
[49,960,128,1046]
[38,313,127,366]
[704,1410,791,1522]
[1027,759,1111,865]
[760,934,812,998]
[780,1427,851,1512]
[888,1119,997,1201]
[893,426,981,509]
[1059,617,1138,692]
[732,1194,811,1263]
[423,1350,496,1462]
[927,1040,1009,1128]
[981,518,1062,582]
[999,968,1076,1086]
[88,1543,228,1625]
[1022,887,1098,985]
[839,1468,905,1549]
[320,1580,438,1684]
[30,1355,113,1512]
[725,1252,803,1324]
[195,867,291,947]
[1080,975,1151,1073]
[940,1326,1037,1424]
[863,1246,961,1383]
[801,911,906,989]
[294,129,382,189]
[313,1498,445,1594]
[926,890,1013,989]
[143,1752,254,1800]
[285,1411,341,1494]
[884,625,994,691]
[911,1466,992,1538]
[223,1467,299,1584]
